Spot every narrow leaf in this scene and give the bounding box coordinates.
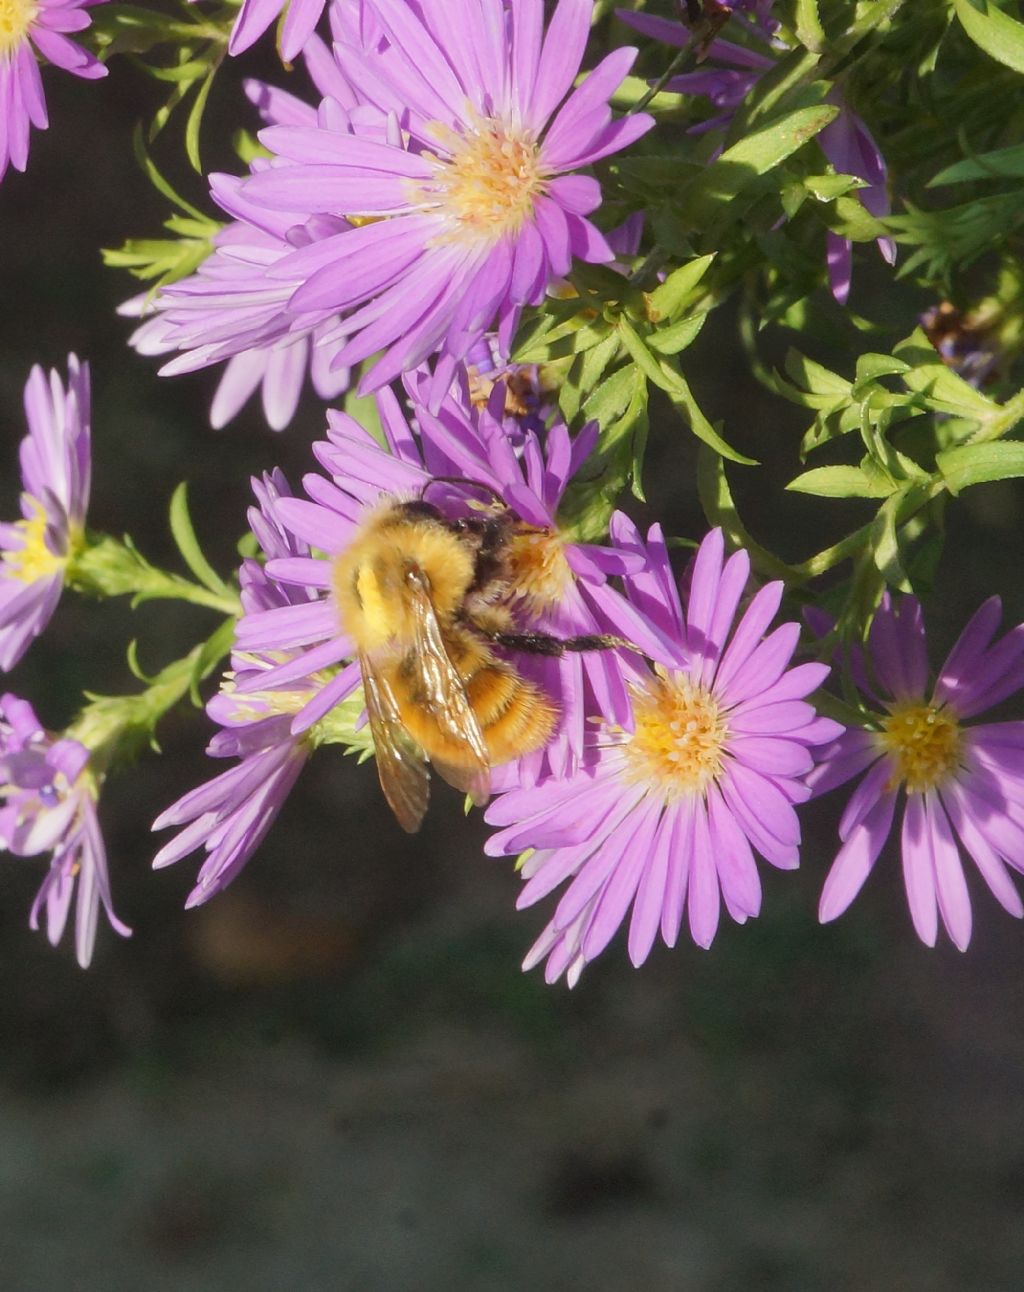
[787,465,894,498]
[955,0,1024,75]
[937,441,1024,495]
[169,482,227,594]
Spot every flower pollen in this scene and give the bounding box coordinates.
[2,498,66,585]
[507,528,571,617]
[0,0,36,54]
[623,670,728,798]
[879,702,961,793]
[423,117,546,244]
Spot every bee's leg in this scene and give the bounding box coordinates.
[486,630,640,656]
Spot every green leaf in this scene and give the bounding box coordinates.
[787,465,894,499]
[826,194,891,242]
[870,493,911,590]
[185,59,220,173]
[696,448,800,583]
[125,638,157,685]
[784,350,852,399]
[169,482,227,594]
[647,313,707,356]
[680,103,839,230]
[803,172,865,201]
[561,334,621,424]
[936,441,1024,495]
[893,330,999,418]
[617,320,756,464]
[854,353,912,385]
[794,0,827,51]
[629,387,651,503]
[146,59,210,84]
[132,124,207,220]
[646,254,715,323]
[955,0,1024,75]
[929,141,1024,186]
[608,76,686,113]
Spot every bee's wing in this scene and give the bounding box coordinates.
[405,567,491,808]
[360,653,430,834]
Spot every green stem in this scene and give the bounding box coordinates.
[68,533,241,616]
[68,616,236,773]
[628,42,697,116]
[973,387,1024,444]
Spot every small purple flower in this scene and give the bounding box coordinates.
[121,132,356,431]
[809,594,1024,951]
[0,355,90,669]
[152,472,321,906]
[0,694,129,966]
[818,97,896,305]
[239,0,654,404]
[0,0,106,183]
[228,0,326,61]
[486,523,841,985]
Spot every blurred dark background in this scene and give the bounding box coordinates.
[3,46,1024,1292]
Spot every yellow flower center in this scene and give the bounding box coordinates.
[879,702,962,794]
[419,115,546,244]
[622,670,729,799]
[0,0,36,54]
[506,527,571,617]
[1,497,66,585]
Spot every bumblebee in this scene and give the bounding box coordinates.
[333,496,625,832]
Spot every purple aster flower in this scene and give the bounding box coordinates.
[152,471,323,906]
[818,98,896,305]
[0,0,106,182]
[0,694,129,966]
[240,0,654,404]
[0,355,90,670]
[485,522,841,986]
[809,594,1024,951]
[228,0,326,61]
[120,199,352,431]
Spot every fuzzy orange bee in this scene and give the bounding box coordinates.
[333,496,625,832]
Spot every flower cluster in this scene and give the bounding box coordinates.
[144,0,654,410]
[9,0,1024,994]
[155,377,846,983]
